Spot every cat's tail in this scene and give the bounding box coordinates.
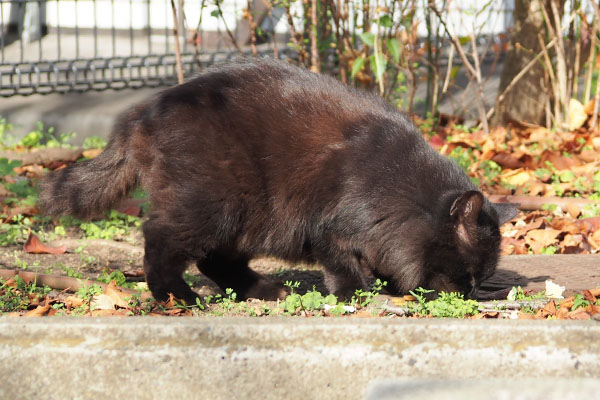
[37,114,140,220]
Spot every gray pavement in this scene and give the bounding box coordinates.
[0,87,160,145]
[1,317,599,400]
[366,378,600,400]
[487,254,600,295]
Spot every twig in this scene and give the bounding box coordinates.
[470,27,488,133]
[192,0,207,70]
[310,0,319,72]
[169,0,185,84]
[215,0,244,54]
[381,303,409,316]
[373,0,384,95]
[589,2,600,129]
[284,0,307,66]
[478,299,548,312]
[537,34,560,128]
[441,43,454,94]
[0,147,83,165]
[246,0,258,57]
[488,194,596,211]
[0,269,138,295]
[540,1,569,128]
[429,2,488,132]
[266,1,278,59]
[328,0,347,83]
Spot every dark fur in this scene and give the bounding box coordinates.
[39,58,517,302]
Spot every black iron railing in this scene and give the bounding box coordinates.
[0,0,284,96]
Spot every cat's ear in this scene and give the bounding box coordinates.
[492,202,520,225]
[450,190,484,247]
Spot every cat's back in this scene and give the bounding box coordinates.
[153,58,392,130]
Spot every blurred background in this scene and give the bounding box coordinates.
[1,0,598,139]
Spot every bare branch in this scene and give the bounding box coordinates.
[169,0,185,84]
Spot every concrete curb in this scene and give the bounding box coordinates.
[1,318,599,399]
[365,378,600,400]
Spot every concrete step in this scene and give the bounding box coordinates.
[1,317,599,399]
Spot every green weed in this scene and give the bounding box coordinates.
[408,288,480,318]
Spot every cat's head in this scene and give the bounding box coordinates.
[420,191,518,298]
[374,191,518,299]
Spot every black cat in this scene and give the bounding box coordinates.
[39,58,517,302]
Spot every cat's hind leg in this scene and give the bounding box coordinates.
[142,219,199,303]
[196,252,287,300]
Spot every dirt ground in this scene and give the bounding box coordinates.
[0,231,329,298]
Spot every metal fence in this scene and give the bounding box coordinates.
[1,0,514,97]
[0,0,284,96]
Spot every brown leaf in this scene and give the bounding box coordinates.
[515,218,544,239]
[116,198,143,217]
[524,228,561,254]
[165,293,179,308]
[541,150,580,170]
[567,310,591,320]
[25,303,51,317]
[428,134,445,150]
[500,169,534,187]
[575,216,600,234]
[65,296,84,308]
[527,182,547,196]
[90,294,116,310]
[584,98,596,114]
[586,231,600,251]
[566,203,581,219]
[82,149,103,159]
[517,312,537,319]
[556,306,570,319]
[538,300,557,318]
[491,153,526,169]
[561,296,575,310]
[6,205,37,220]
[23,233,67,255]
[582,290,597,303]
[164,308,185,316]
[4,278,16,287]
[123,269,145,278]
[105,280,130,308]
[561,234,584,254]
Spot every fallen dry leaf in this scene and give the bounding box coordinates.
[23,232,67,255]
[82,148,103,159]
[500,169,534,186]
[105,281,131,308]
[517,312,537,319]
[567,310,591,320]
[91,294,116,310]
[25,303,51,317]
[568,98,588,131]
[566,203,581,219]
[65,295,85,308]
[582,290,597,303]
[524,228,562,254]
[537,300,557,318]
